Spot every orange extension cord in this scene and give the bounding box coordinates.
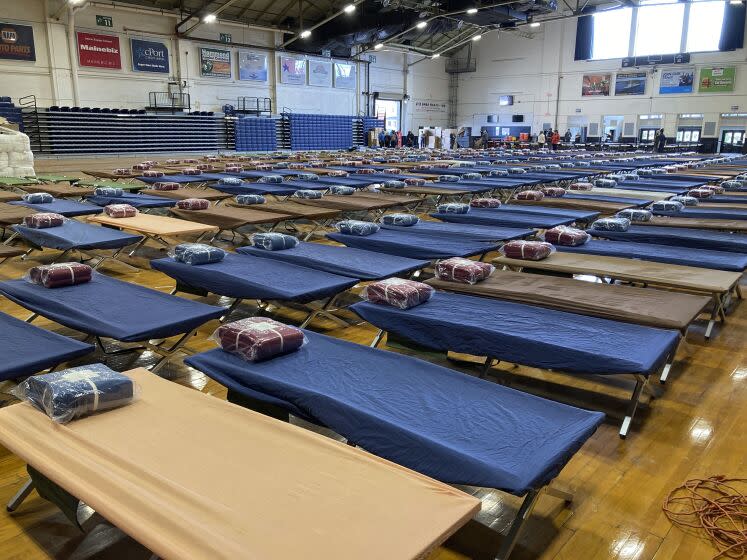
[663,476,747,559]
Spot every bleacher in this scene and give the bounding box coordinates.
[0,97,23,131]
[289,113,355,150]
[235,116,277,151]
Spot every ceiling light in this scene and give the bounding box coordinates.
[203,13,217,23]
[300,29,312,38]
[374,43,384,50]
[416,21,427,29]
[68,0,85,4]
[343,3,356,13]
[432,53,440,59]
[472,34,482,41]
[529,21,540,27]
[729,0,741,4]
[466,7,478,14]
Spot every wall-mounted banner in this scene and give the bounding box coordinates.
[614,72,646,95]
[659,68,694,94]
[238,50,267,82]
[200,47,231,78]
[698,67,736,93]
[0,22,36,61]
[622,53,689,67]
[333,62,356,89]
[77,32,121,69]
[414,100,448,113]
[131,38,169,73]
[280,56,306,85]
[582,74,611,96]
[308,59,332,86]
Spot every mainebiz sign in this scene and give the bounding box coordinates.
[77,32,121,69]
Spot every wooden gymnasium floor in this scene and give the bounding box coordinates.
[0,156,744,560]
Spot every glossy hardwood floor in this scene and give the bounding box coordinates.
[0,156,744,560]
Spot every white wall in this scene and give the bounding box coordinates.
[457,16,747,141]
[0,0,450,127]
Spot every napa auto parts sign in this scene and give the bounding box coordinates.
[0,22,36,61]
[77,32,121,69]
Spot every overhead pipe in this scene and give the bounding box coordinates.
[281,0,366,48]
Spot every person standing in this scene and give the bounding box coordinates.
[656,128,667,153]
[551,130,561,151]
[537,130,546,148]
[564,129,572,142]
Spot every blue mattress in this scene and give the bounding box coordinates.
[10,199,103,217]
[588,225,747,253]
[0,273,224,342]
[281,180,335,191]
[351,292,680,376]
[431,209,576,229]
[137,174,209,184]
[12,220,141,251]
[563,193,651,206]
[185,332,604,494]
[380,221,534,242]
[614,182,688,194]
[497,204,600,221]
[327,229,499,259]
[151,252,359,303]
[653,208,747,221]
[236,242,429,280]
[213,183,299,197]
[86,192,176,208]
[0,311,93,381]
[707,195,747,204]
[557,239,747,272]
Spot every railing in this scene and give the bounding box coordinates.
[237,97,272,115]
[147,92,190,113]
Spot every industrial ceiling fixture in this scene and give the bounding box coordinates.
[202,13,217,23]
[343,3,357,13]
[466,7,478,14]
[300,29,312,38]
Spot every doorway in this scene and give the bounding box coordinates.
[720,129,744,153]
[374,99,401,133]
[602,115,624,142]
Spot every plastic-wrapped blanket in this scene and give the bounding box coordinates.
[362,278,434,309]
[23,192,53,204]
[671,196,698,206]
[652,201,684,213]
[591,217,630,232]
[28,263,92,288]
[544,226,590,246]
[435,258,494,284]
[294,190,323,199]
[594,179,616,188]
[213,318,306,362]
[235,194,265,205]
[252,233,299,251]
[337,220,380,236]
[176,198,210,210]
[330,186,355,195]
[384,180,407,189]
[153,182,180,191]
[616,209,652,222]
[380,213,419,226]
[541,187,566,198]
[94,187,123,197]
[23,213,64,228]
[437,175,461,183]
[173,243,226,265]
[437,203,470,214]
[404,178,425,186]
[15,364,135,423]
[258,175,284,184]
[501,240,554,260]
[570,183,594,191]
[587,224,747,253]
[470,198,501,208]
[515,190,544,201]
[104,204,137,218]
[688,188,714,199]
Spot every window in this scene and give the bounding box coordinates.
[687,1,725,52]
[592,8,632,59]
[634,0,685,56]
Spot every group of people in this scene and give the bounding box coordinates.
[653,128,667,153]
[537,129,564,150]
[376,130,425,148]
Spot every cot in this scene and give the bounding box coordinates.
[74,180,146,192]
[512,197,640,214]
[493,252,742,339]
[85,191,176,209]
[139,187,231,202]
[0,202,35,227]
[0,245,24,264]
[9,220,142,269]
[227,200,341,238]
[10,198,103,217]
[81,169,146,180]
[151,252,360,326]
[236,241,429,280]
[185,332,603,559]
[432,209,577,229]
[27,174,81,184]
[20,183,96,199]
[651,207,747,221]
[0,273,223,372]
[213,181,300,197]
[588,187,673,201]
[169,206,294,242]
[587,224,747,252]
[88,213,219,256]
[0,368,479,560]
[0,191,23,202]
[613,182,687,195]
[136,174,211,186]
[350,291,680,438]
[0,310,93,381]
[426,270,709,332]
[327,228,500,259]
[0,176,40,187]
[380,221,535,243]
[557,239,747,272]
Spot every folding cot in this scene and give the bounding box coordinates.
[0,310,93,381]
[0,368,479,560]
[151,252,360,326]
[19,183,96,199]
[139,187,232,202]
[136,174,212,186]
[227,199,341,238]
[426,269,709,332]
[327,228,501,259]
[74,179,147,192]
[185,332,604,560]
[29,174,81,184]
[293,193,411,218]
[213,181,300,197]
[350,291,680,437]
[432,208,578,229]
[82,169,152,180]
[0,202,35,229]
[0,245,24,264]
[0,191,23,202]
[380,220,535,243]
[587,224,747,252]
[381,183,478,206]
[236,241,429,280]
[613,182,690,194]
[88,213,219,256]
[0,176,40,187]
[493,252,742,339]
[10,198,103,217]
[510,197,638,214]
[85,191,176,209]
[169,206,295,242]
[651,206,747,221]
[556,239,747,272]
[0,273,223,372]
[8,220,142,269]
[587,187,673,201]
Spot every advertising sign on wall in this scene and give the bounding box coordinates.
[0,22,36,61]
[238,50,267,82]
[582,74,611,96]
[200,47,231,78]
[698,67,736,93]
[659,68,694,94]
[614,72,646,95]
[77,32,121,69]
[333,62,356,89]
[308,59,332,86]
[414,100,448,113]
[131,38,169,73]
[280,56,306,85]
